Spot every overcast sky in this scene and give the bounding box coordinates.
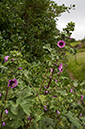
[53,0,85,40]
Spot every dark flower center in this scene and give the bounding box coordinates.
[59,42,63,46]
[10,81,15,86]
[61,69,63,71]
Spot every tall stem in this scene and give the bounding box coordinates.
[47,68,55,89]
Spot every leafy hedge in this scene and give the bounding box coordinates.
[0,0,85,129]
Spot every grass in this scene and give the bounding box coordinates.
[78,48,85,53]
[67,52,85,82]
[70,41,81,47]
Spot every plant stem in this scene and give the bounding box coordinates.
[47,68,55,89]
[28,80,42,104]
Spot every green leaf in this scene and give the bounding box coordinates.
[16,97,22,105]
[9,100,15,106]
[43,118,55,128]
[57,90,68,96]
[65,111,81,128]
[8,111,17,119]
[17,108,25,119]
[80,81,85,89]
[11,105,18,115]
[48,126,53,129]
[21,103,31,115]
[35,114,41,122]
[49,104,54,109]
[43,44,52,52]
[8,119,24,129]
[60,76,69,80]
[73,80,78,87]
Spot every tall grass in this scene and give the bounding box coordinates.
[67,52,85,82]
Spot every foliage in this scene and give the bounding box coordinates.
[81,38,85,44]
[70,41,81,47]
[63,21,75,37]
[67,52,85,81]
[0,0,85,129]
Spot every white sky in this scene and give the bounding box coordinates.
[53,0,85,40]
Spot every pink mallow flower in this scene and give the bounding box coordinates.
[18,67,23,70]
[57,40,65,48]
[27,117,31,120]
[0,93,2,96]
[51,68,53,72]
[58,63,63,72]
[54,79,57,82]
[57,110,60,114]
[3,122,5,126]
[80,114,82,117]
[81,95,84,100]
[54,95,57,98]
[69,37,72,39]
[11,59,14,61]
[54,63,57,65]
[5,109,8,114]
[8,79,18,88]
[45,90,48,93]
[44,108,47,111]
[44,105,47,108]
[70,89,73,93]
[4,56,10,62]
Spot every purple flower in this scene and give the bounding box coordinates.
[27,117,31,120]
[51,68,53,72]
[82,101,84,104]
[57,110,60,114]
[81,95,84,100]
[46,90,48,93]
[44,105,47,108]
[54,95,57,98]
[8,79,18,88]
[54,79,57,82]
[54,63,57,65]
[70,89,72,93]
[3,122,5,126]
[11,59,14,61]
[0,93,2,96]
[5,109,8,114]
[18,67,23,70]
[58,63,63,72]
[69,37,72,39]
[44,86,47,89]
[4,56,10,62]
[44,108,47,111]
[57,40,65,48]
[80,114,82,117]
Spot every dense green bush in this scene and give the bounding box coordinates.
[0,0,85,129]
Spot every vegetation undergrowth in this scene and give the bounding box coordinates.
[67,52,85,81]
[70,41,81,47]
[0,0,85,129]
